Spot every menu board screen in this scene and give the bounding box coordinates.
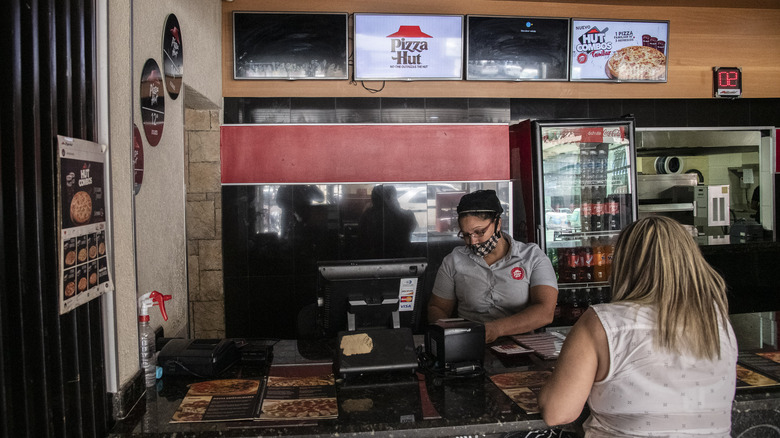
[570,19,669,82]
[233,12,348,80]
[467,15,570,81]
[354,14,464,81]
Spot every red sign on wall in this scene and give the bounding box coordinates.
[220,124,511,184]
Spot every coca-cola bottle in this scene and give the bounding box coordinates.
[580,146,592,187]
[567,289,584,324]
[593,241,607,282]
[596,144,608,186]
[591,196,604,231]
[580,186,592,232]
[560,248,578,284]
[553,291,564,326]
[605,195,620,230]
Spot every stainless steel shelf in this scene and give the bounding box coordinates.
[637,202,694,212]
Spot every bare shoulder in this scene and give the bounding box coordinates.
[571,307,610,381]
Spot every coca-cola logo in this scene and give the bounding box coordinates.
[511,267,526,280]
[603,128,622,138]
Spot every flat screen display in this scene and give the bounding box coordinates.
[467,15,570,81]
[570,19,669,82]
[354,13,464,81]
[317,258,428,336]
[232,12,348,80]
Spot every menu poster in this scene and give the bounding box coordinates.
[489,370,552,414]
[58,135,114,315]
[170,379,264,423]
[570,19,669,82]
[257,363,338,421]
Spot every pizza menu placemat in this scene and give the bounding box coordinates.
[489,370,551,414]
[170,362,337,423]
[737,351,780,387]
[257,362,337,421]
[171,379,264,423]
[511,332,565,360]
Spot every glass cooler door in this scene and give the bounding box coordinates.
[532,119,637,324]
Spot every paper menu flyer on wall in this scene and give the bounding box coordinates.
[257,363,338,421]
[57,135,114,315]
[570,20,669,82]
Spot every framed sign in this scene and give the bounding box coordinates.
[162,13,183,99]
[140,58,165,146]
[58,135,114,314]
[354,13,464,81]
[570,19,669,82]
[133,123,144,195]
[467,15,570,81]
[233,12,348,80]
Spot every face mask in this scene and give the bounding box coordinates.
[469,230,501,257]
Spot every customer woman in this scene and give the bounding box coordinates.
[538,216,738,437]
[427,190,558,343]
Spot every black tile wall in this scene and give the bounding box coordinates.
[225,97,780,128]
[221,97,780,338]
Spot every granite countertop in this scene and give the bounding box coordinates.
[110,336,780,438]
[108,338,566,437]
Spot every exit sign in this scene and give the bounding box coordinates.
[713,67,742,98]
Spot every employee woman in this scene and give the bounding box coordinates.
[427,190,559,343]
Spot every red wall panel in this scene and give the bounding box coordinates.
[221,124,510,184]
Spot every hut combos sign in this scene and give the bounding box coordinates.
[354,14,463,80]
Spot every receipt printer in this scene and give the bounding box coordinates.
[425,319,485,371]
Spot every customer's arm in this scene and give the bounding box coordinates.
[483,284,557,343]
[537,308,609,426]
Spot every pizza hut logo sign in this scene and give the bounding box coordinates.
[511,267,526,281]
[388,26,431,69]
[575,26,612,60]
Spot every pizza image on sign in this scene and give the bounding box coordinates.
[606,45,666,80]
[571,19,668,82]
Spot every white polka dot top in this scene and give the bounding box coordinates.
[585,302,738,438]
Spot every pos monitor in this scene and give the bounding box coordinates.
[316,258,428,337]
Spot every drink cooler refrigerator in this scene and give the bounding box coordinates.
[510,118,638,325]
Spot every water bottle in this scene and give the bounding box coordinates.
[138,291,171,388]
[139,318,157,387]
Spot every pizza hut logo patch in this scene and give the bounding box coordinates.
[511,267,526,280]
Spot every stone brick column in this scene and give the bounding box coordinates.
[184,108,224,338]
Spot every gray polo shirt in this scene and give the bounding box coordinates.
[431,235,558,323]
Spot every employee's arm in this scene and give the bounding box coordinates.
[427,294,456,322]
[483,284,557,343]
[537,308,608,426]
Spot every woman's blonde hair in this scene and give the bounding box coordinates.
[609,216,730,360]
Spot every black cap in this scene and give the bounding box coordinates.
[457,190,503,216]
